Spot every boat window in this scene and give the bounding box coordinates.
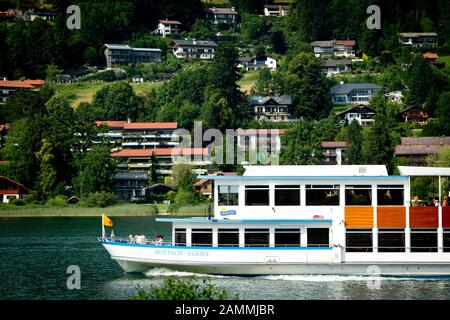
[244,229,269,247]
[378,229,405,252]
[305,185,340,206]
[377,185,404,206]
[307,228,329,247]
[275,229,301,247]
[411,229,437,252]
[191,229,213,247]
[218,185,239,206]
[346,229,373,252]
[218,229,239,247]
[245,185,269,206]
[444,229,450,252]
[345,185,372,206]
[275,185,300,206]
[174,228,186,246]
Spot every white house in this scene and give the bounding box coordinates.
[264,4,289,17]
[238,55,277,71]
[336,105,375,126]
[311,40,356,58]
[330,82,381,105]
[157,20,182,37]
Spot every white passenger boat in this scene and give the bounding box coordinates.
[100,165,450,276]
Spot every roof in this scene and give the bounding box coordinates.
[205,7,238,15]
[242,165,388,177]
[395,137,450,155]
[249,95,292,106]
[0,79,45,89]
[159,20,182,25]
[194,171,237,187]
[399,105,425,114]
[0,176,32,192]
[323,60,352,67]
[398,32,438,37]
[321,141,347,148]
[147,183,174,191]
[95,121,127,128]
[123,122,177,130]
[336,104,374,116]
[103,44,161,52]
[330,83,381,95]
[400,136,450,146]
[398,166,450,177]
[115,171,148,180]
[264,4,290,9]
[172,39,217,47]
[111,148,208,157]
[311,40,356,47]
[423,53,439,59]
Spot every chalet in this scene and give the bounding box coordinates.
[330,82,381,105]
[336,104,375,126]
[397,32,438,48]
[114,171,149,201]
[194,171,237,198]
[238,55,277,71]
[204,7,238,24]
[237,128,286,154]
[322,60,352,76]
[395,136,450,166]
[311,40,356,58]
[172,39,217,59]
[264,4,289,17]
[0,79,45,103]
[249,95,297,122]
[398,106,428,124]
[111,148,210,176]
[95,121,178,150]
[321,141,347,165]
[103,44,162,68]
[0,176,31,203]
[157,20,182,37]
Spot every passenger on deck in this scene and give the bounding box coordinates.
[128,235,135,244]
[155,235,164,245]
[443,196,448,207]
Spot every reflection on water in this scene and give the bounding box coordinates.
[1,217,450,300]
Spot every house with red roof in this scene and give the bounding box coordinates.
[157,20,182,37]
[0,79,45,103]
[0,176,32,203]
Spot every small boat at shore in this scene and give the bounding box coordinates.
[100,165,450,276]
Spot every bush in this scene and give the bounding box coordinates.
[79,192,118,208]
[174,190,196,206]
[45,195,68,207]
[129,277,238,300]
[9,198,26,206]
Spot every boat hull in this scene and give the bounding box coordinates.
[102,241,450,276]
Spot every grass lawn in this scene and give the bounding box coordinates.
[237,70,259,93]
[438,56,450,67]
[55,81,162,108]
[331,103,352,114]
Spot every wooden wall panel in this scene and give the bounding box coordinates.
[410,207,438,228]
[443,207,450,228]
[377,206,406,228]
[345,207,373,228]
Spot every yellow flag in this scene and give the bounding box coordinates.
[103,214,113,227]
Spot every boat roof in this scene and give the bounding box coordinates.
[398,166,450,177]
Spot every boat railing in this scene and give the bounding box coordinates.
[99,237,173,246]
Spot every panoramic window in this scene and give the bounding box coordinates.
[411,229,437,252]
[275,229,301,247]
[218,185,239,206]
[306,185,340,206]
[307,228,329,247]
[174,228,186,246]
[245,185,269,206]
[378,229,405,252]
[346,229,373,252]
[218,229,239,247]
[345,185,372,206]
[191,229,213,247]
[377,185,404,206]
[244,229,269,247]
[444,229,450,252]
[275,185,301,206]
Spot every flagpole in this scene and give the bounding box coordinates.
[102,212,105,241]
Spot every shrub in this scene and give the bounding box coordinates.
[129,277,238,300]
[45,195,68,207]
[9,198,26,206]
[80,192,118,208]
[174,190,196,206]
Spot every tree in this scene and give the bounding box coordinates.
[271,30,286,54]
[285,53,332,119]
[405,56,435,108]
[171,164,196,192]
[436,91,450,135]
[280,121,324,165]
[74,145,116,197]
[346,120,363,164]
[36,139,57,199]
[252,68,273,95]
[427,146,450,167]
[45,64,63,83]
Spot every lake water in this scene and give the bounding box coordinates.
[2,216,450,300]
